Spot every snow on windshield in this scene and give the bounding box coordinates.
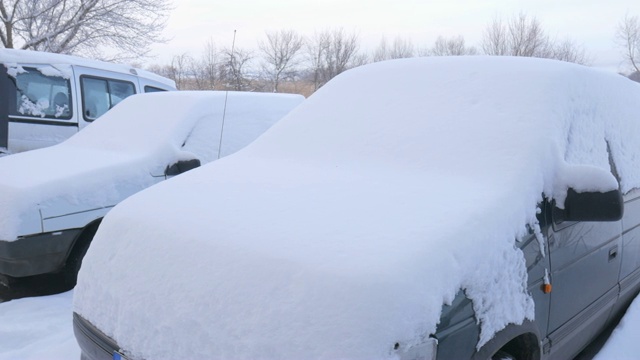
[74,57,640,360]
[0,91,303,240]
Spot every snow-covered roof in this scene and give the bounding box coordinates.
[0,48,175,87]
[0,91,303,239]
[74,56,640,360]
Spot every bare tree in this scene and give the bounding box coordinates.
[427,35,478,56]
[373,36,414,62]
[551,38,588,65]
[194,39,222,90]
[0,0,170,60]
[306,31,330,90]
[166,53,195,90]
[482,17,509,56]
[306,28,362,90]
[221,47,254,91]
[482,14,550,57]
[616,14,640,73]
[259,29,304,92]
[481,13,588,64]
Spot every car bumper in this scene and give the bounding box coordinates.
[0,229,80,278]
[74,312,129,360]
[74,312,437,360]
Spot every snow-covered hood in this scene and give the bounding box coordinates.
[74,57,640,359]
[0,145,160,239]
[0,91,303,240]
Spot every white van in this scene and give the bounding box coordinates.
[0,49,176,154]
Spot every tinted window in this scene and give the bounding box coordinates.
[10,67,72,120]
[81,76,135,121]
[144,86,166,93]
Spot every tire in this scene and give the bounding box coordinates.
[60,236,92,288]
[59,221,100,289]
[492,350,517,360]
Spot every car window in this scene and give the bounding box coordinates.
[81,76,135,121]
[144,85,166,93]
[10,67,72,120]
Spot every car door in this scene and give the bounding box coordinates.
[544,212,622,358]
[613,189,640,316]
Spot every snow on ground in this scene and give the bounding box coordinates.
[0,291,79,360]
[594,295,640,359]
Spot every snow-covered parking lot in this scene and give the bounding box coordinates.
[0,291,638,359]
[0,291,78,360]
[4,57,640,360]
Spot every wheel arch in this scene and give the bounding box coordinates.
[63,218,103,268]
[472,320,542,360]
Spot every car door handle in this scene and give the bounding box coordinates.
[608,245,618,262]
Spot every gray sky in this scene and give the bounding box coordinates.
[148,0,640,73]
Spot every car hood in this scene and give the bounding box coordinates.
[74,56,640,360]
[0,145,161,239]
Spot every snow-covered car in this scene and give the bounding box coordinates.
[0,91,304,294]
[0,48,176,155]
[73,57,640,360]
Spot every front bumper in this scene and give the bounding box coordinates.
[74,312,130,360]
[74,309,438,360]
[0,229,80,278]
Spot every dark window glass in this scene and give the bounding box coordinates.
[81,76,135,121]
[144,86,166,93]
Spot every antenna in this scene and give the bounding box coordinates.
[217,30,237,159]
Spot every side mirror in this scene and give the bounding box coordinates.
[555,188,623,222]
[165,159,201,176]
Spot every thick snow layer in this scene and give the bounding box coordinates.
[2,290,638,360]
[1,48,174,87]
[74,57,640,359]
[0,91,303,240]
[0,291,79,360]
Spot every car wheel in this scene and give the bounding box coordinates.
[59,221,100,289]
[492,350,516,360]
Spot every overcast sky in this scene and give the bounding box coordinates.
[148,0,640,73]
